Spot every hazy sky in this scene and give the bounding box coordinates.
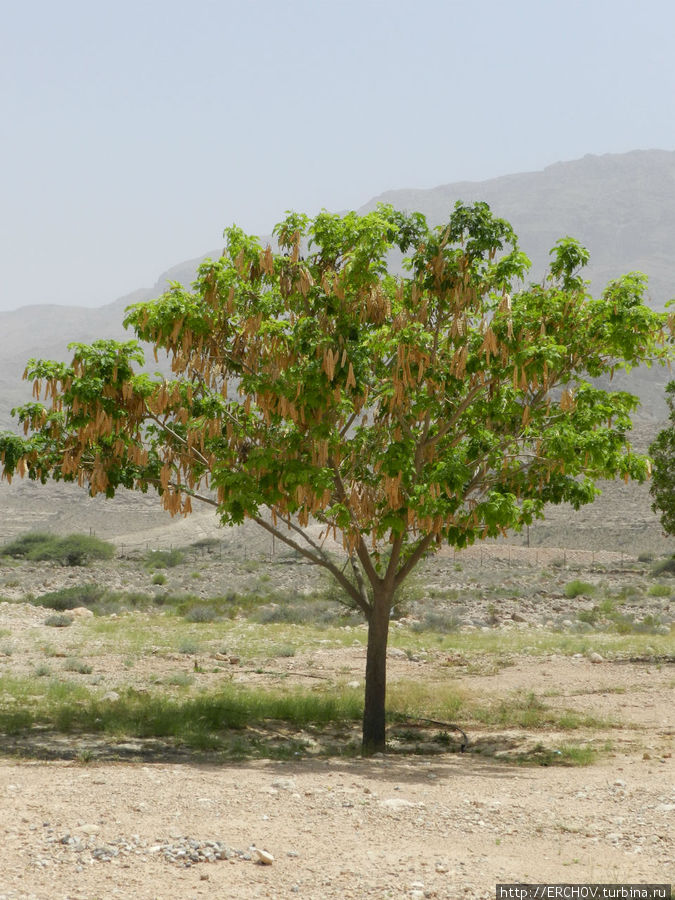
[2,0,675,312]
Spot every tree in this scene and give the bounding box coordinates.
[0,202,670,752]
[650,380,675,535]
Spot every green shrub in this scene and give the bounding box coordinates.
[1,532,115,566]
[637,552,654,563]
[648,583,672,597]
[146,549,184,569]
[577,608,600,625]
[252,597,346,627]
[184,605,218,623]
[63,658,93,674]
[1,532,54,558]
[35,584,104,611]
[651,556,675,577]
[270,643,296,658]
[564,580,596,599]
[36,534,115,566]
[44,614,73,627]
[152,573,167,585]
[411,609,460,633]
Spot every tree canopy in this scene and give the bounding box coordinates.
[1,201,671,751]
[650,379,675,536]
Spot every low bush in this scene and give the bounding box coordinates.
[183,605,218,623]
[252,597,347,627]
[647,583,672,597]
[564,580,596,599]
[411,609,460,633]
[1,532,115,566]
[35,584,104,611]
[44,614,73,627]
[146,549,184,569]
[1,532,54,558]
[63,658,93,674]
[651,556,675,577]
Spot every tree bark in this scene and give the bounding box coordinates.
[362,588,391,754]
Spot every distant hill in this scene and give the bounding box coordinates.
[3,149,673,430]
[364,149,675,311]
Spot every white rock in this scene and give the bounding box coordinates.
[271,777,297,791]
[381,798,415,811]
[102,691,120,702]
[70,607,94,618]
[588,651,604,664]
[255,848,274,865]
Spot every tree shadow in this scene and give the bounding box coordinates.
[0,722,590,780]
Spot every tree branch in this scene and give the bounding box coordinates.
[252,514,370,614]
[394,532,436,588]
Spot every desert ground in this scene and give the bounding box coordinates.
[0,500,673,900]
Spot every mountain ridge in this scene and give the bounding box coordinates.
[1,148,673,431]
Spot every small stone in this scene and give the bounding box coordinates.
[271,777,296,791]
[200,872,209,881]
[255,848,274,865]
[588,651,604,664]
[102,691,120,702]
[381,798,415,811]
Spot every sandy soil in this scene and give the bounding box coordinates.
[1,746,673,900]
[1,639,673,900]
[0,534,673,898]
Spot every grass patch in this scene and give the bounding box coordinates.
[0,676,363,747]
[165,672,195,687]
[269,643,296,658]
[63,658,93,675]
[648,583,672,597]
[469,691,611,730]
[515,743,598,767]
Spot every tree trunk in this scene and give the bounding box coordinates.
[362,589,391,754]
